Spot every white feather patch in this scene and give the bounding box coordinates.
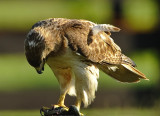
[83,90,88,108]
[108,65,119,72]
[92,24,120,35]
[28,40,37,48]
[73,64,99,107]
[100,34,106,41]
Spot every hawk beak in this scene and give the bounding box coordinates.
[36,67,44,74]
[36,59,45,74]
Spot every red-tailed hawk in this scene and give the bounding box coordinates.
[25,18,148,113]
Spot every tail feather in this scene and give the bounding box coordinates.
[98,63,148,83]
[121,64,147,80]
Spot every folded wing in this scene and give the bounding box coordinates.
[62,20,148,83]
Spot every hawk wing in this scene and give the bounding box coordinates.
[62,20,148,82]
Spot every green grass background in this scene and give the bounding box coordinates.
[0,0,111,31]
[0,0,158,32]
[1,108,160,116]
[0,50,159,92]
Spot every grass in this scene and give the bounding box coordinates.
[0,110,38,116]
[83,108,160,116]
[0,54,59,92]
[0,50,159,92]
[0,0,111,31]
[0,108,159,116]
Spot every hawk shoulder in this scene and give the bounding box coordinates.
[61,19,123,65]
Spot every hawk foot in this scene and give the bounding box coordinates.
[40,105,83,116]
[53,104,69,111]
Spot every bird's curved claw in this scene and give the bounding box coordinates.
[80,112,84,116]
[53,104,69,111]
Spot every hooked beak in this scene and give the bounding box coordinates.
[36,59,45,74]
[36,66,44,74]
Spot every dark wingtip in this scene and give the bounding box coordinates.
[131,60,137,67]
[122,54,137,67]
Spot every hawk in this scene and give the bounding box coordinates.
[25,18,148,113]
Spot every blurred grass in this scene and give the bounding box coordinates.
[0,0,158,32]
[129,50,160,88]
[0,54,59,92]
[0,108,159,116]
[122,0,159,32]
[0,0,111,31]
[0,49,159,92]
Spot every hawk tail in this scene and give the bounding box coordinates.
[98,63,149,83]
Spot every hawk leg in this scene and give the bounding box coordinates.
[75,97,81,111]
[53,91,69,111]
[75,98,84,116]
[51,67,73,111]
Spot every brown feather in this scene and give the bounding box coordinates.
[61,19,148,82]
[98,63,148,83]
[63,21,122,64]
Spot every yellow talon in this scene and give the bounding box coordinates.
[80,112,84,116]
[53,104,69,111]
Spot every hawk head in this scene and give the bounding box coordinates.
[25,19,60,74]
[25,30,46,74]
